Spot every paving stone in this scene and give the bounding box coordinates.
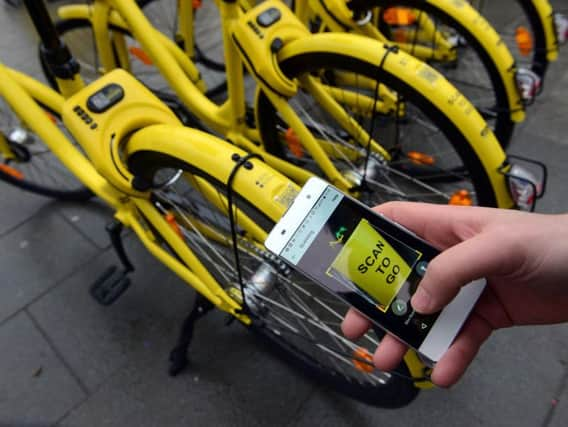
[55,199,116,249]
[0,3,47,81]
[28,236,193,392]
[0,181,53,237]
[56,306,314,427]
[0,207,98,323]
[0,311,86,426]
[549,371,568,427]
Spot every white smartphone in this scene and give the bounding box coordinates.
[265,177,485,363]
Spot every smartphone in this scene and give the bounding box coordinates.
[265,177,485,362]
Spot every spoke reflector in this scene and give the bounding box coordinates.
[515,26,533,56]
[407,151,435,166]
[285,128,304,158]
[383,8,416,26]
[129,46,153,65]
[352,347,374,373]
[45,111,57,124]
[0,163,24,180]
[449,189,473,206]
[165,212,184,239]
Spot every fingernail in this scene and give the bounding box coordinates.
[411,287,432,313]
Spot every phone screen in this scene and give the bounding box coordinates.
[279,185,441,350]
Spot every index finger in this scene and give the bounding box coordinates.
[373,202,496,249]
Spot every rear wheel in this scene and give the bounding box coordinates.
[127,151,421,408]
[0,96,92,201]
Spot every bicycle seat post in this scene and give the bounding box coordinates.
[22,0,83,95]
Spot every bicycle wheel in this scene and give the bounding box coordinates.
[256,48,501,208]
[469,0,551,78]
[126,150,420,408]
[370,0,516,147]
[0,95,92,201]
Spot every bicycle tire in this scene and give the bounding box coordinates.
[0,96,92,201]
[126,147,420,408]
[371,0,516,147]
[256,48,500,208]
[471,0,550,78]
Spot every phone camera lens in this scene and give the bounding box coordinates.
[281,230,286,235]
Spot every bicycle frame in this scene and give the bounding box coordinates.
[1,58,434,389]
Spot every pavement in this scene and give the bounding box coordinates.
[1,1,568,426]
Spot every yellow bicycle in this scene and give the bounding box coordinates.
[37,0,537,212]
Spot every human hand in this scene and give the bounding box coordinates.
[341,202,568,387]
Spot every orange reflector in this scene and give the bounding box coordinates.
[45,111,57,124]
[193,0,202,8]
[0,164,24,180]
[383,7,416,26]
[407,151,435,166]
[285,128,304,158]
[392,29,408,43]
[515,26,533,57]
[449,189,473,206]
[165,212,184,239]
[352,347,374,373]
[129,46,153,65]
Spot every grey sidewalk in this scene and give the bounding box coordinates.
[1,1,568,426]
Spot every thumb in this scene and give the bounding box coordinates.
[411,231,518,314]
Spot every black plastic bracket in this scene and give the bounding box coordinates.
[168,295,215,376]
[106,220,134,273]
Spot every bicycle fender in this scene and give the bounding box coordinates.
[529,0,559,61]
[127,126,301,223]
[279,33,515,208]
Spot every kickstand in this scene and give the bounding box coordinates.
[168,294,214,377]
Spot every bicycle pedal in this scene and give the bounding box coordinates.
[90,266,132,306]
